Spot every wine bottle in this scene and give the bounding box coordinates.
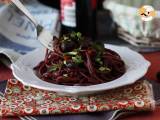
[60,0,76,35]
[60,0,97,40]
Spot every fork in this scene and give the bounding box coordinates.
[10,0,54,51]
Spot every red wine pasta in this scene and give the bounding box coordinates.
[34,32,126,86]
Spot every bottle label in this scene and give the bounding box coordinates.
[61,0,76,27]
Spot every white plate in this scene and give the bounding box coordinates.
[11,44,150,96]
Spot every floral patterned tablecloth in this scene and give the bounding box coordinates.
[0,79,155,116]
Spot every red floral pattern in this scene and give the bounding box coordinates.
[0,79,155,116]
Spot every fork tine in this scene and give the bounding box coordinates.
[38,29,54,51]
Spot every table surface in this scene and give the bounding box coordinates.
[0,51,160,120]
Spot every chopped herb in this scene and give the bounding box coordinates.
[92,42,105,52]
[72,55,83,64]
[64,36,68,40]
[48,64,60,72]
[99,67,105,71]
[70,32,82,39]
[63,74,68,77]
[64,51,78,56]
[71,32,76,38]
[61,36,71,43]
[99,67,111,72]
[95,58,103,65]
[99,61,103,65]
[64,60,67,65]
[96,58,101,62]
[49,66,57,72]
[77,32,82,38]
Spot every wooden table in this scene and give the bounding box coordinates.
[0,52,160,120]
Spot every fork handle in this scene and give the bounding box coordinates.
[11,0,38,27]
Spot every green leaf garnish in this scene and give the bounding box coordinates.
[64,51,78,56]
[63,60,67,65]
[96,58,101,62]
[64,36,68,40]
[49,67,57,72]
[48,63,63,72]
[77,32,82,38]
[92,42,105,52]
[72,55,83,64]
[70,32,82,39]
[95,57,103,65]
[48,64,58,72]
[99,67,111,72]
[70,32,76,38]
[99,61,103,65]
[63,74,68,77]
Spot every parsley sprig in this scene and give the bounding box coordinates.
[99,66,111,72]
[48,64,62,72]
[72,55,83,64]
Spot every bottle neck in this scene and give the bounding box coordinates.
[76,0,97,40]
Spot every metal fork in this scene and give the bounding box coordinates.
[11,0,54,51]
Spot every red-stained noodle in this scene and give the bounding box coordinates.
[34,34,126,86]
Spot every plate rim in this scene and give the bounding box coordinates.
[11,44,150,95]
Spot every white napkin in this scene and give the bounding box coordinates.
[0,0,60,53]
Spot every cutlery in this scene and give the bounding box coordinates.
[11,0,54,51]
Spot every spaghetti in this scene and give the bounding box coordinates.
[34,32,126,86]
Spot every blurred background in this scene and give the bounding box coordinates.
[0,0,160,53]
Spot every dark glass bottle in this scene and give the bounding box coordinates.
[77,0,97,40]
[60,0,97,40]
[60,0,77,34]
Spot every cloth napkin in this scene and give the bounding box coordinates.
[0,80,160,120]
[0,81,120,120]
[0,0,59,54]
[0,79,155,117]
